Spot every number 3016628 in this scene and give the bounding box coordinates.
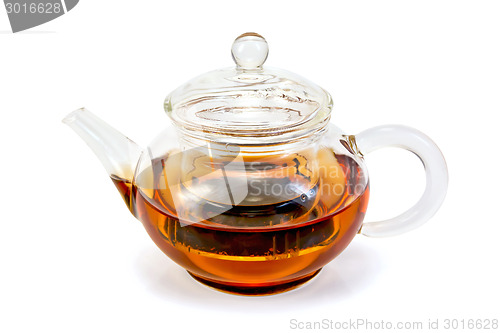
[5,2,62,14]
[443,319,498,330]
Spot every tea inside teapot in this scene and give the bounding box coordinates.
[111,144,369,294]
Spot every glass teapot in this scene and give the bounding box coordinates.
[63,33,448,295]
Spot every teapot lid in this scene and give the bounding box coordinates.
[165,33,333,144]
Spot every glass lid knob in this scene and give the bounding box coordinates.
[231,32,269,69]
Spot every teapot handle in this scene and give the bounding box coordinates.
[354,125,448,237]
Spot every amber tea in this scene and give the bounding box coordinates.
[112,150,369,295]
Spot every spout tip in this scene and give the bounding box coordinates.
[62,107,87,125]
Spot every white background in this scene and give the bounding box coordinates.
[1,1,499,332]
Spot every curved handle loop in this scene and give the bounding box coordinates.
[355,125,448,237]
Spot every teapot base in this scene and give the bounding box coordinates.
[188,269,321,296]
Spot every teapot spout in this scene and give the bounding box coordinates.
[63,108,143,209]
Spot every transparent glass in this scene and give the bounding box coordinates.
[63,33,448,295]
